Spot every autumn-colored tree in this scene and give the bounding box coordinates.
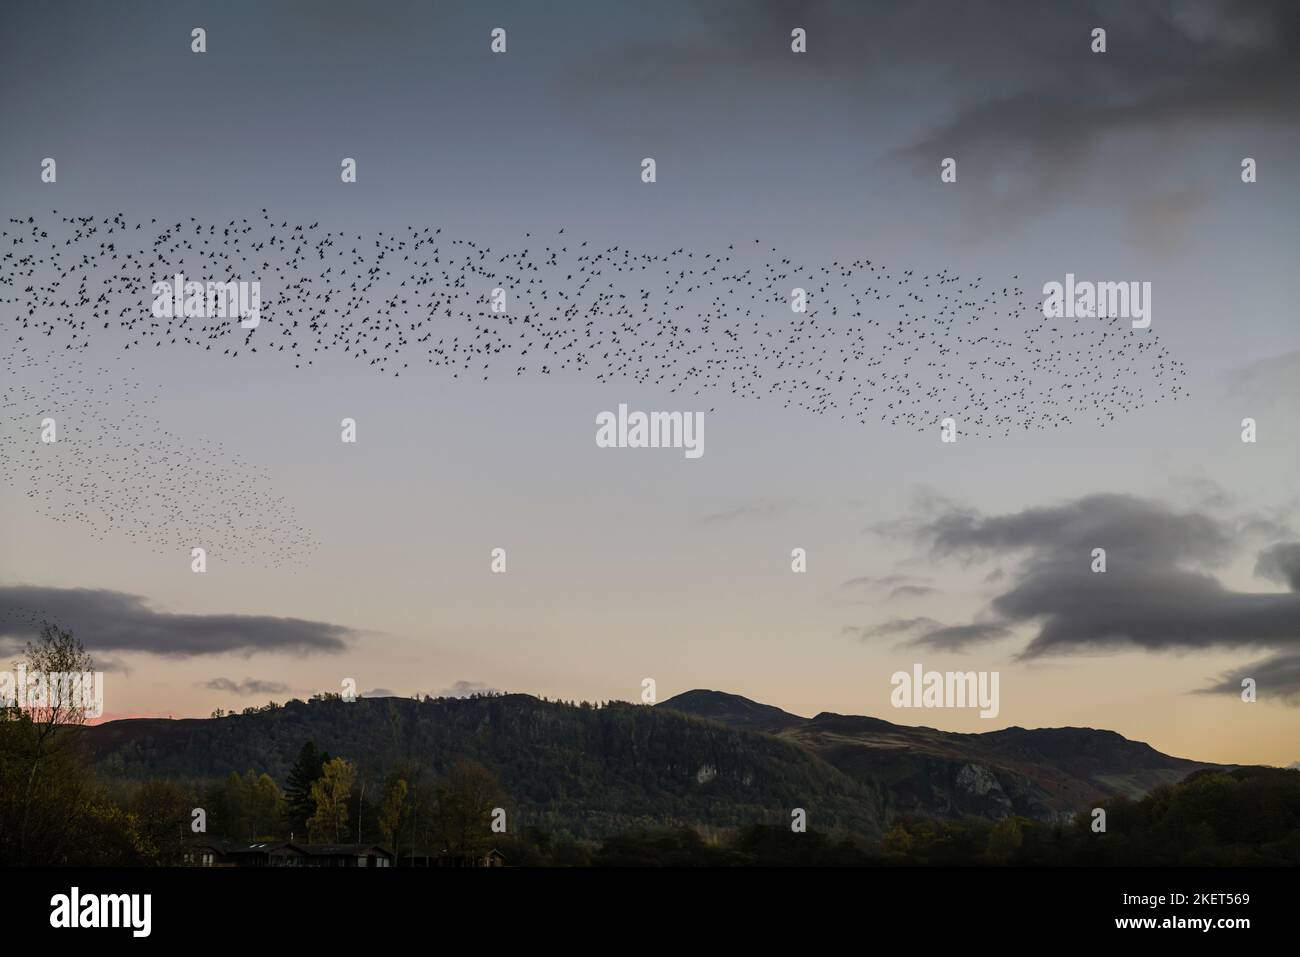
[378,776,408,854]
[307,757,356,842]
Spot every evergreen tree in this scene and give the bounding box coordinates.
[283,741,329,839]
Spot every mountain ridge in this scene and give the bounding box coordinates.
[84,692,884,839]
[81,688,1225,838]
[657,689,1221,822]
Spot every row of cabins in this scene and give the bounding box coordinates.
[187,841,506,868]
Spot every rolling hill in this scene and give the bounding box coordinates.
[83,693,884,839]
[659,690,1220,823]
[81,689,1222,839]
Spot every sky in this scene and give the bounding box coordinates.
[1,0,1297,766]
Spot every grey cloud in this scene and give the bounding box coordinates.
[563,1,1298,235]
[1256,543,1300,591]
[572,0,1299,123]
[204,677,291,697]
[433,680,499,699]
[891,495,1300,695]
[887,584,941,601]
[0,585,355,658]
[1226,349,1300,405]
[910,623,1013,652]
[846,616,1010,651]
[1167,475,1234,512]
[1195,653,1300,704]
[839,574,932,594]
[998,567,1300,658]
[846,617,942,642]
[890,1,1299,232]
[924,493,1232,566]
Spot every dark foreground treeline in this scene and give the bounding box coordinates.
[542,765,1300,866]
[3,626,1298,866]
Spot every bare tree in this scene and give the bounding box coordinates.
[6,621,96,864]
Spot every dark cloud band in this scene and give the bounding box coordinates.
[0,585,355,658]
[871,494,1300,702]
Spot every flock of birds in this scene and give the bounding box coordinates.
[0,349,317,567]
[3,212,1186,432]
[0,210,1187,562]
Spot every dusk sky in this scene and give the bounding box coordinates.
[1,0,1297,766]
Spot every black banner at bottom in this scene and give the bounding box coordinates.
[3,866,1283,941]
